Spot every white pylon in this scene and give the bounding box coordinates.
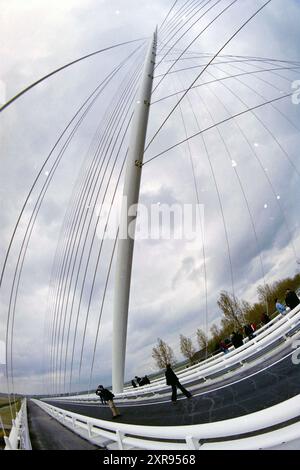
[112,29,157,393]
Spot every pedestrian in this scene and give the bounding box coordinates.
[231,331,244,349]
[261,312,271,324]
[138,377,145,386]
[96,385,121,419]
[131,379,137,388]
[135,375,142,385]
[244,324,255,341]
[275,298,286,315]
[219,340,229,354]
[143,375,150,385]
[139,375,150,386]
[285,289,300,311]
[165,364,192,404]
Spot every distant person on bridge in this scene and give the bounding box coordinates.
[244,324,255,341]
[261,312,271,324]
[165,364,192,404]
[275,299,286,315]
[135,376,142,385]
[131,379,137,388]
[285,289,300,311]
[96,385,121,419]
[230,331,244,349]
[139,375,151,386]
[219,340,230,354]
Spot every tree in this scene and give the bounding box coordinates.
[217,291,245,329]
[180,335,196,365]
[210,323,222,351]
[152,338,176,370]
[196,329,208,351]
[210,324,221,338]
[244,302,265,326]
[257,283,276,313]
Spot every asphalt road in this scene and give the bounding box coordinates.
[44,344,300,427]
[27,400,100,450]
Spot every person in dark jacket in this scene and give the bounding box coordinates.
[244,324,255,341]
[219,340,229,354]
[135,376,142,385]
[230,331,244,349]
[131,379,137,388]
[143,375,150,385]
[165,364,192,403]
[139,375,150,386]
[285,289,300,311]
[96,385,121,419]
[261,312,271,325]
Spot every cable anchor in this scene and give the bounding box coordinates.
[135,160,143,168]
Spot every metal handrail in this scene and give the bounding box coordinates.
[4,398,32,450]
[49,304,300,402]
[32,394,300,450]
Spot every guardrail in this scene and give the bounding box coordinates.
[49,304,300,402]
[32,395,300,450]
[4,398,32,450]
[117,309,288,391]
[125,310,285,388]
[125,305,299,392]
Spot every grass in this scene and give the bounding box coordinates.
[0,399,21,448]
[0,397,11,407]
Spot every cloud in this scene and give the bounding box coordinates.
[1,0,300,395]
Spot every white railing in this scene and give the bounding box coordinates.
[113,308,290,392]
[49,304,300,402]
[123,310,286,389]
[4,398,32,450]
[32,395,300,450]
[125,305,299,392]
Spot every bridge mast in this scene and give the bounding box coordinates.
[112,29,157,393]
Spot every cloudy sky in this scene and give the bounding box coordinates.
[1,0,300,395]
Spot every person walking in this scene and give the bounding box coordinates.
[143,375,150,385]
[231,331,244,349]
[219,340,230,354]
[275,298,286,315]
[261,312,271,324]
[244,324,255,341]
[285,289,300,311]
[135,376,142,385]
[165,364,192,404]
[96,385,121,419]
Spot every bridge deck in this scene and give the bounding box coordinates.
[27,400,100,450]
[44,343,300,427]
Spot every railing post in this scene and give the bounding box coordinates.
[116,430,125,450]
[186,436,200,450]
[87,422,93,438]
[4,436,12,450]
[19,398,32,450]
